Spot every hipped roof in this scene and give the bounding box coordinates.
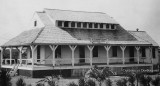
[2,9,158,47]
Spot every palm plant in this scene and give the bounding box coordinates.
[116,78,128,86]
[16,77,26,86]
[105,78,112,86]
[85,79,96,86]
[78,78,85,86]
[68,82,78,86]
[139,75,152,86]
[85,66,114,86]
[151,76,160,86]
[128,74,136,86]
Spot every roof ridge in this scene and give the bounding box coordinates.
[31,27,45,44]
[44,8,106,14]
[128,30,145,32]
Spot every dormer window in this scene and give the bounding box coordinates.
[83,22,87,28]
[58,21,62,27]
[77,22,81,28]
[94,23,98,28]
[106,24,109,28]
[100,23,103,28]
[89,23,93,28]
[111,24,115,29]
[64,21,69,27]
[34,21,37,27]
[71,22,75,27]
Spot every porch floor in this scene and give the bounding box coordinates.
[1,62,153,70]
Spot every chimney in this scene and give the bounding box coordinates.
[136,28,139,31]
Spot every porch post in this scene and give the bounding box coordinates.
[120,46,126,64]
[30,45,38,68]
[135,46,140,64]
[18,46,23,66]
[149,47,153,63]
[69,45,77,66]
[0,48,3,66]
[49,45,58,66]
[104,46,111,65]
[9,47,12,65]
[87,45,94,66]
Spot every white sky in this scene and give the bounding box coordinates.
[0,0,160,45]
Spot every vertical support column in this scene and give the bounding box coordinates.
[135,46,140,64]
[109,24,111,29]
[30,45,38,68]
[75,22,77,28]
[9,47,12,65]
[104,46,111,65]
[49,45,58,66]
[69,45,77,66]
[0,48,3,66]
[87,45,94,66]
[120,46,126,64]
[87,23,89,28]
[18,46,23,66]
[149,46,153,63]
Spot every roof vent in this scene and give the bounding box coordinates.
[136,28,139,31]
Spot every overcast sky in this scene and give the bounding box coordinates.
[0,0,160,45]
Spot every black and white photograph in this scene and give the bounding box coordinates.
[0,0,160,86]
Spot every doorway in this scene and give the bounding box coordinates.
[79,46,85,63]
[129,46,134,62]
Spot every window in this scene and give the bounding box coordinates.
[100,23,103,28]
[64,21,69,27]
[152,48,156,58]
[58,21,62,27]
[106,24,109,28]
[71,22,75,27]
[93,46,98,57]
[77,22,81,28]
[94,23,98,28]
[141,47,146,57]
[112,46,117,57]
[34,21,37,27]
[83,22,87,28]
[89,23,93,28]
[55,46,61,58]
[37,46,40,62]
[111,24,115,29]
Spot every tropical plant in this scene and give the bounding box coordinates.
[151,76,160,86]
[116,78,128,86]
[44,75,60,86]
[78,78,85,86]
[67,82,78,86]
[85,79,96,86]
[0,70,12,86]
[36,83,45,86]
[85,66,114,86]
[105,78,112,86]
[128,74,136,86]
[16,77,26,86]
[139,75,152,86]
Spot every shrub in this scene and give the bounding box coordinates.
[105,78,112,86]
[36,83,45,86]
[116,78,127,86]
[139,75,152,86]
[85,79,96,86]
[151,76,160,86]
[68,82,78,86]
[0,70,12,86]
[16,77,26,86]
[78,78,85,86]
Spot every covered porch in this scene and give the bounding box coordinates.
[0,44,155,70]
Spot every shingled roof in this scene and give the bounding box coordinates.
[44,9,118,24]
[2,9,157,47]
